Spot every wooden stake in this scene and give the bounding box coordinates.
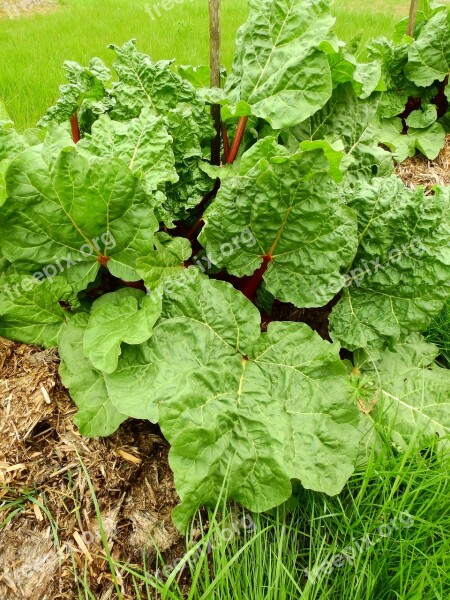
[209,0,221,165]
[406,0,419,37]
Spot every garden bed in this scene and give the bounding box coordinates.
[1,135,449,598]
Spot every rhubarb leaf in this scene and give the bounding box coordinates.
[59,313,128,436]
[409,122,446,160]
[1,146,157,288]
[406,104,438,129]
[354,335,450,451]
[0,273,72,347]
[220,0,336,128]
[405,10,450,87]
[39,58,112,131]
[200,140,358,308]
[78,108,178,196]
[289,83,393,183]
[109,40,211,128]
[330,178,450,350]
[104,275,361,530]
[83,288,162,374]
[136,233,192,291]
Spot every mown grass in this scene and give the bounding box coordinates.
[0,0,411,130]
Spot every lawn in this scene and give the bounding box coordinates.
[0,0,411,129]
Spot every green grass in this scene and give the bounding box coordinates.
[75,442,450,599]
[0,0,411,130]
[426,302,450,366]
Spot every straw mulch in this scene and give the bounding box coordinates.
[0,338,183,599]
[395,134,450,191]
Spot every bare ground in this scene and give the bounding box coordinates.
[0,338,184,599]
[0,1,59,20]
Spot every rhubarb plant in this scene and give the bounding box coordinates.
[369,0,450,160]
[1,0,450,530]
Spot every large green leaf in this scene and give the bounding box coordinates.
[106,41,214,224]
[199,140,358,308]
[59,313,128,436]
[0,121,47,205]
[109,40,209,126]
[0,273,72,347]
[330,178,450,350]
[78,108,178,196]
[354,335,450,452]
[288,84,393,183]
[101,275,361,530]
[83,288,162,374]
[405,9,450,87]
[218,0,336,129]
[1,143,157,287]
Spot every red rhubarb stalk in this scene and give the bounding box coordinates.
[222,123,231,162]
[240,255,272,302]
[70,113,81,144]
[227,116,248,164]
[187,116,248,242]
[97,255,110,268]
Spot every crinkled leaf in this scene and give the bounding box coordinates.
[39,58,111,131]
[367,37,411,91]
[200,140,358,308]
[59,313,128,436]
[330,178,450,350]
[328,48,382,99]
[377,116,446,161]
[103,275,361,530]
[159,105,214,224]
[376,117,415,162]
[219,0,336,129]
[83,288,162,374]
[289,83,393,183]
[406,104,438,128]
[136,233,192,291]
[108,40,210,127]
[405,10,450,87]
[354,334,450,451]
[0,273,72,347]
[78,108,178,195]
[1,144,157,288]
[409,121,446,159]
